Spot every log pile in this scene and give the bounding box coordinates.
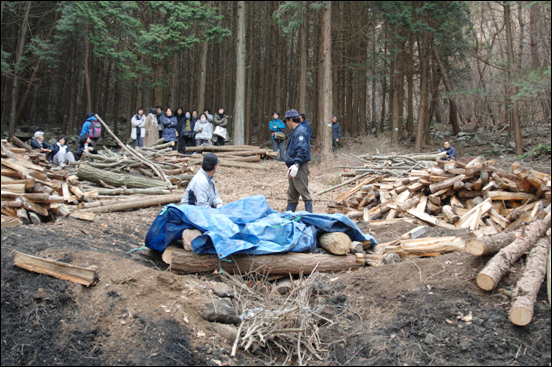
[326,156,551,235]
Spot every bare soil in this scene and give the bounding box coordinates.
[2,135,551,366]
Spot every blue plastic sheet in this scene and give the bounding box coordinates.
[145,195,377,259]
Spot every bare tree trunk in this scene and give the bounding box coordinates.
[233,1,246,145]
[198,41,208,112]
[433,47,460,135]
[299,1,308,115]
[83,24,92,113]
[321,2,333,164]
[8,1,31,137]
[406,31,414,136]
[415,32,431,152]
[504,3,523,155]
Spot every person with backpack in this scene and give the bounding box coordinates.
[79,112,101,146]
[131,107,146,147]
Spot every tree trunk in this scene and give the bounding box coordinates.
[415,32,431,152]
[320,2,333,164]
[433,47,460,135]
[77,164,167,189]
[8,1,31,137]
[83,24,92,113]
[299,1,308,115]
[504,3,523,156]
[198,41,208,112]
[233,1,246,145]
[164,247,356,275]
[77,193,182,213]
[476,216,551,291]
[465,231,519,256]
[509,236,550,326]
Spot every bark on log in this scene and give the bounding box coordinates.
[76,193,182,213]
[442,205,460,223]
[318,232,351,255]
[165,247,356,275]
[465,231,519,256]
[77,163,168,189]
[429,175,465,194]
[509,236,550,326]
[476,216,551,291]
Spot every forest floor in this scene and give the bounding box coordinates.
[1,126,551,366]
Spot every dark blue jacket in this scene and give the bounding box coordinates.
[285,124,311,167]
[441,146,456,160]
[332,122,341,141]
[161,115,179,142]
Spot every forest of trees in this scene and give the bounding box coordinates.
[1,1,550,158]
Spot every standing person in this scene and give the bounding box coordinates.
[155,106,164,139]
[130,107,146,147]
[51,136,75,167]
[174,107,185,152]
[178,110,195,153]
[76,135,98,160]
[179,153,223,208]
[441,141,457,160]
[331,115,341,154]
[213,107,229,146]
[300,113,312,143]
[144,107,159,147]
[161,107,179,150]
[194,113,213,146]
[269,111,286,161]
[283,109,312,213]
[79,112,101,146]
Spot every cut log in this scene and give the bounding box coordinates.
[465,231,520,256]
[334,177,377,203]
[429,175,465,194]
[77,163,169,189]
[76,193,182,213]
[318,232,351,255]
[509,236,551,326]
[442,205,460,224]
[165,247,357,275]
[13,251,98,286]
[486,191,536,202]
[183,229,202,252]
[476,216,551,291]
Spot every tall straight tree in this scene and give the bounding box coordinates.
[233,1,246,145]
[320,1,333,163]
[504,2,522,155]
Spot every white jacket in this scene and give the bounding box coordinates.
[180,169,223,208]
[131,114,146,140]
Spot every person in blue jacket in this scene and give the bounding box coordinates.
[161,107,179,150]
[284,109,312,213]
[331,114,341,154]
[79,112,100,145]
[441,141,456,160]
[269,111,286,161]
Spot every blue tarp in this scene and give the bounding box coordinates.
[145,195,377,259]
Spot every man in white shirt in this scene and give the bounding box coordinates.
[180,153,223,208]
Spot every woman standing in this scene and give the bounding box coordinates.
[213,107,229,146]
[144,107,159,147]
[131,107,146,147]
[269,111,286,161]
[161,107,179,150]
[178,110,195,153]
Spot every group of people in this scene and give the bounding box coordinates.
[186,109,314,212]
[131,106,229,153]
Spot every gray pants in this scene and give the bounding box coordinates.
[287,162,311,204]
[53,151,75,166]
[273,139,285,161]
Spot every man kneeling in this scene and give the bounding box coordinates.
[180,153,224,208]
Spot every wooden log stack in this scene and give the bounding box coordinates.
[326,156,551,236]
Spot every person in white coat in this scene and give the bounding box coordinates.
[131,107,146,147]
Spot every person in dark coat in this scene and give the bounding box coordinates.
[161,107,179,150]
[331,115,341,154]
[441,141,456,160]
[30,131,53,161]
[284,109,312,213]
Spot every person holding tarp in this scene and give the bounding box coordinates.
[180,153,224,208]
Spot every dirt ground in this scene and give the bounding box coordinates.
[1,132,551,366]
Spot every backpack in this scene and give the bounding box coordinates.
[89,120,102,139]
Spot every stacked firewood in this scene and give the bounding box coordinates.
[327,155,550,234]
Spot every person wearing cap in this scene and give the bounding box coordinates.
[331,115,341,154]
[269,111,286,161]
[284,109,313,213]
[180,153,224,208]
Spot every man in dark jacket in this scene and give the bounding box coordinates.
[331,115,341,154]
[441,141,456,160]
[30,131,53,161]
[284,109,312,213]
